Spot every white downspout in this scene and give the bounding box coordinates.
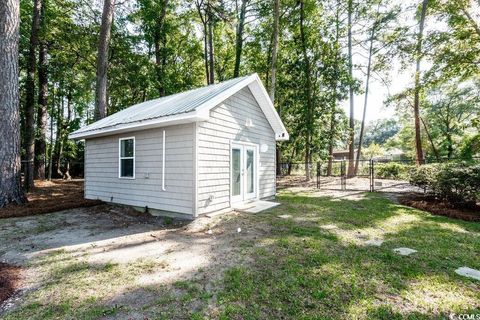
[162,129,166,191]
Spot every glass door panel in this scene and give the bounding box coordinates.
[246,149,254,194]
[232,148,241,197]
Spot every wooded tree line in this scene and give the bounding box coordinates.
[1,0,479,206]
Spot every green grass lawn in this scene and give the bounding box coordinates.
[3,191,480,319]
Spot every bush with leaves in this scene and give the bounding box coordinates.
[375,162,413,180]
[410,162,480,206]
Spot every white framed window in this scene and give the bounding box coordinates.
[119,137,135,179]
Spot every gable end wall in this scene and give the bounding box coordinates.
[196,87,276,215]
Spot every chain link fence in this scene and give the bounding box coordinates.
[278,157,480,193]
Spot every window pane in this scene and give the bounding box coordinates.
[246,149,254,193]
[121,159,134,177]
[232,148,241,196]
[121,139,134,157]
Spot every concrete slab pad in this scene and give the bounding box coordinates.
[455,267,480,281]
[365,239,384,247]
[234,201,280,213]
[393,247,417,256]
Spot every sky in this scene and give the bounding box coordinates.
[342,0,480,123]
[340,0,416,123]
[342,65,411,123]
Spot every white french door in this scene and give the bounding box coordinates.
[231,143,257,204]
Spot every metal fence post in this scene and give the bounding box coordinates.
[316,162,320,189]
[370,159,375,192]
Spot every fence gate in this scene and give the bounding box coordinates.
[314,159,422,194]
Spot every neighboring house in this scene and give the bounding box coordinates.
[331,149,358,161]
[369,148,406,161]
[70,74,288,219]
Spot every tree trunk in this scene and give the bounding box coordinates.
[0,0,26,206]
[327,112,335,176]
[47,84,55,181]
[35,41,48,180]
[355,8,378,175]
[23,0,42,190]
[327,0,341,177]
[154,0,168,97]
[207,5,215,84]
[420,117,440,161]
[233,0,247,77]
[196,1,210,84]
[62,90,73,179]
[269,0,279,102]
[347,0,355,177]
[35,1,48,180]
[94,0,115,121]
[270,0,281,175]
[413,0,428,165]
[203,27,210,83]
[54,94,64,178]
[299,0,313,180]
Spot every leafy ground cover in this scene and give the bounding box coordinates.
[0,180,101,219]
[1,191,479,319]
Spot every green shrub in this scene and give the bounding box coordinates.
[375,162,412,180]
[409,164,440,189]
[410,162,480,206]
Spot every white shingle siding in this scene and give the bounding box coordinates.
[197,87,276,215]
[85,124,195,216]
[79,76,285,218]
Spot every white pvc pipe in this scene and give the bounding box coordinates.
[162,129,166,191]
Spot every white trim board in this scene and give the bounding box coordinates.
[118,136,135,179]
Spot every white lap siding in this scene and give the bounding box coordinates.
[197,87,276,215]
[85,124,195,216]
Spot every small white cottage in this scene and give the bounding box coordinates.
[70,74,288,219]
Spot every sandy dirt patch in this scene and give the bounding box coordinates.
[0,204,265,314]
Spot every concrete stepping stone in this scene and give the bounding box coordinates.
[365,239,384,247]
[393,247,417,256]
[455,267,480,281]
[320,224,338,230]
[278,214,292,219]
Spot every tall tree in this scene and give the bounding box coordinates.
[270,0,281,175]
[207,2,215,84]
[94,0,115,120]
[153,0,169,97]
[34,0,48,180]
[23,0,43,190]
[233,0,248,77]
[298,0,313,180]
[196,0,210,84]
[0,0,26,206]
[355,14,376,172]
[413,0,428,165]
[269,0,279,102]
[327,0,341,176]
[196,0,216,84]
[346,0,355,176]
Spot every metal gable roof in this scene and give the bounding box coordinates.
[69,74,289,140]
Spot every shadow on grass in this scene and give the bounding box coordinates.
[3,193,480,319]
[214,193,480,319]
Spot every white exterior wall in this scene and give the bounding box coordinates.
[85,124,195,216]
[196,87,276,215]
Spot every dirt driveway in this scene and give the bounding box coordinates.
[0,204,263,318]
